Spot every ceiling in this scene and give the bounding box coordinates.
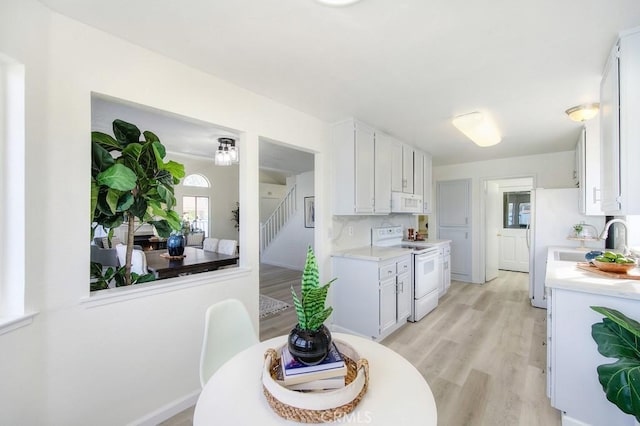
[45,0,640,165]
[92,94,313,177]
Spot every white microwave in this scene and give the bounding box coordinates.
[391,192,423,214]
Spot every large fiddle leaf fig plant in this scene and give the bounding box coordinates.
[91,119,185,287]
[291,246,337,331]
[591,306,640,421]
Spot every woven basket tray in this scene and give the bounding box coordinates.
[262,340,369,423]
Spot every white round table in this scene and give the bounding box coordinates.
[194,332,437,425]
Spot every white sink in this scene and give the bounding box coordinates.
[553,251,587,262]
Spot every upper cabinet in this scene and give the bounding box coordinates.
[402,145,414,194]
[332,120,375,215]
[600,28,640,215]
[332,118,434,215]
[575,118,602,216]
[374,132,393,214]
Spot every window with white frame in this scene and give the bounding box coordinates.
[183,174,210,237]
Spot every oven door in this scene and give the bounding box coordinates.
[414,250,441,299]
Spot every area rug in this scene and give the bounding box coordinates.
[259,294,291,318]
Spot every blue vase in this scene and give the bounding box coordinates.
[167,235,185,256]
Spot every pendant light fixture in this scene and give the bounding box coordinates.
[565,103,599,122]
[214,137,239,166]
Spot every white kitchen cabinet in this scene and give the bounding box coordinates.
[547,287,639,425]
[374,132,393,214]
[438,243,451,297]
[413,150,433,214]
[332,120,375,215]
[575,119,602,216]
[390,137,403,193]
[332,253,411,340]
[599,28,640,215]
[422,152,433,214]
[402,145,414,194]
[414,150,424,201]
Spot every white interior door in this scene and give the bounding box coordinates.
[485,182,500,281]
[499,228,530,272]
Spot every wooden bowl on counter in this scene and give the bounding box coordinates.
[593,259,637,274]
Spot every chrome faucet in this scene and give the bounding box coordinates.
[599,219,630,255]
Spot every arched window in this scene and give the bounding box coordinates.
[183,174,210,188]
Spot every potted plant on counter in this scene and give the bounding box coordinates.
[288,246,337,365]
[591,306,640,422]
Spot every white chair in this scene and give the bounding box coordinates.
[186,232,205,247]
[199,299,258,388]
[115,244,148,275]
[203,237,219,252]
[217,239,237,256]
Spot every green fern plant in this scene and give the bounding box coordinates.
[291,246,337,331]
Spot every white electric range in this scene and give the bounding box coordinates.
[372,226,441,321]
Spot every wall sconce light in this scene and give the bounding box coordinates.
[214,137,239,166]
[452,112,502,147]
[565,103,599,122]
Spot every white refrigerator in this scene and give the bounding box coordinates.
[529,188,605,308]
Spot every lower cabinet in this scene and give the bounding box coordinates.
[332,254,411,340]
[547,287,640,425]
[439,243,451,297]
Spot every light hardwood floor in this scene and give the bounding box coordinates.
[162,265,560,426]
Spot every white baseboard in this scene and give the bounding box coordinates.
[128,389,200,426]
[260,259,302,271]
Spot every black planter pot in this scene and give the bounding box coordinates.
[288,324,332,366]
[167,235,185,256]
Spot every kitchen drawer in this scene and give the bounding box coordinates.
[379,264,396,280]
[396,259,410,275]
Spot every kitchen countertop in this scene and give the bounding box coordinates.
[331,245,412,262]
[545,246,640,300]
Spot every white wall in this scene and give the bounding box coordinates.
[0,1,331,424]
[259,182,287,223]
[433,150,575,283]
[261,172,314,270]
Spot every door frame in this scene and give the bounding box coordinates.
[479,175,536,282]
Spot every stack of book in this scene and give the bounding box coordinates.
[278,342,347,391]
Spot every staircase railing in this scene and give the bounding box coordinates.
[260,185,297,253]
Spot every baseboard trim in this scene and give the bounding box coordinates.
[260,260,302,271]
[128,389,200,426]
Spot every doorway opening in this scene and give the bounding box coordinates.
[482,176,534,282]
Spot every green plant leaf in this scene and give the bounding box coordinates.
[592,319,640,359]
[90,179,99,220]
[150,220,173,238]
[129,197,148,220]
[143,130,160,144]
[165,210,181,230]
[105,189,120,215]
[291,286,306,329]
[135,273,156,284]
[164,160,185,179]
[91,131,121,152]
[591,306,640,421]
[596,359,640,420]
[96,164,137,191]
[116,193,134,212]
[122,142,143,161]
[91,140,115,174]
[113,119,141,146]
[592,306,640,339]
[307,307,333,331]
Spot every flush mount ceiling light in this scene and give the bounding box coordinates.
[314,0,362,6]
[214,137,239,166]
[565,103,599,122]
[452,112,502,147]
